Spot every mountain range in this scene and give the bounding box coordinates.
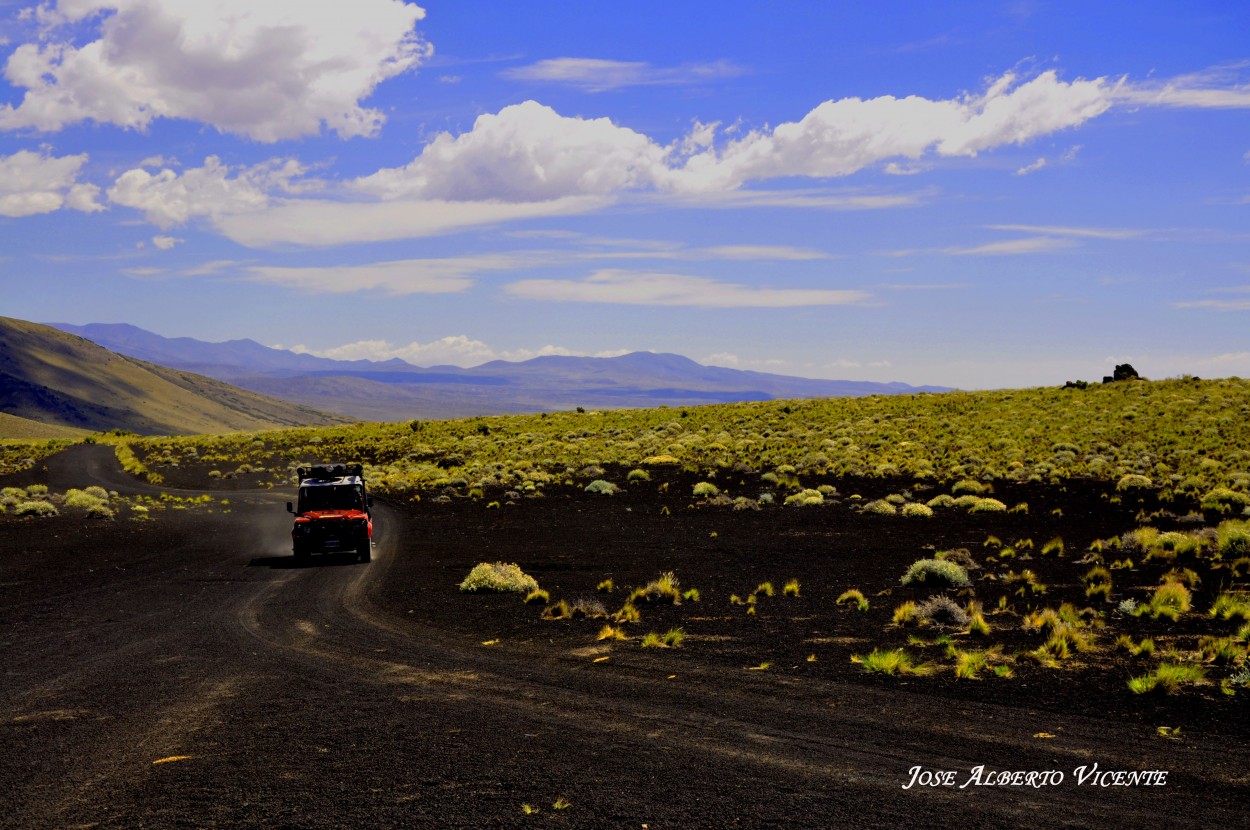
[0,317,349,436]
[49,322,950,422]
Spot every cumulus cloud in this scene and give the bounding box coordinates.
[352,70,1116,207]
[502,57,746,92]
[107,156,311,228]
[0,0,430,140]
[0,150,102,216]
[354,100,669,201]
[506,269,869,307]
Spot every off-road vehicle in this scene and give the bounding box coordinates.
[287,463,373,563]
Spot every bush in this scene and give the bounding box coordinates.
[952,479,988,495]
[783,489,823,507]
[916,595,970,628]
[901,558,970,588]
[15,500,58,517]
[692,481,720,498]
[584,479,619,496]
[862,499,896,515]
[901,503,933,518]
[1201,488,1250,513]
[1117,474,1153,491]
[626,468,650,482]
[925,494,955,509]
[1216,520,1250,559]
[459,562,540,594]
[85,503,115,520]
[968,497,1007,513]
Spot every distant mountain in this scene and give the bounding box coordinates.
[49,322,950,421]
[1,318,350,435]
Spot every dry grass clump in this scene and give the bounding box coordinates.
[641,627,685,648]
[901,502,933,518]
[782,578,801,597]
[892,600,918,626]
[836,589,869,612]
[1216,519,1250,558]
[1209,592,1250,622]
[968,497,1008,513]
[1136,579,1192,621]
[966,601,991,637]
[1128,663,1205,694]
[14,500,58,517]
[1024,603,1096,661]
[459,562,540,594]
[901,558,970,588]
[1114,635,1155,658]
[935,548,978,571]
[852,648,928,676]
[628,571,683,605]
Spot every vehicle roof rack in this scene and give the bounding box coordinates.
[297,463,364,481]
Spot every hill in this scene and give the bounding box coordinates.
[0,317,351,435]
[0,411,93,440]
[50,323,950,420]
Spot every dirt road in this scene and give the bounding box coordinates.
[1,447,1246,828]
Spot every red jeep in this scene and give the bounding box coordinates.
[287,463,373,563]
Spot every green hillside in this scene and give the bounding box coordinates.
[0,317,350,435]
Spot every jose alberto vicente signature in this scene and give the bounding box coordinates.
[902,764,1168,790]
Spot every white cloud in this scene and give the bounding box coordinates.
[151,235,183,250]
[354,100,669,201]
[704,352,740,367]
[0,150,102,216]
[289,336,630,367]
[943,236,1076,256]
[1119,65,1250,110]
[216,195,607,248]
[506,269,869,308]
[0,0,430,141]
[242,254,535,295]
[107,156,312,228]
[1015,157,1047,175]
[502,57,746,92]
[667,70,1118,192]
[984,223,1143,240]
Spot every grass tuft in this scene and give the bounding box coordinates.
[459,562,539,594]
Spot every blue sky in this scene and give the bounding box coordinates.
[1,0,1247,389]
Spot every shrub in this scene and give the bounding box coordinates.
[952,479,988,495]
[784,489,824,507]
[1041,537,1065,557]
[584,479,619,496]
[926,494,956,509]
[901,503,933,518]
[85,503,115,520]
[856,499,892,515]
[542,599,572,620]
[626,468,650,482]
[459,562,540,594]
[900,558,970,588]
[969,497,1008,513]
[524,588,550,605]
[782,578,801,597]
[916,596,970,628]
[84,485,109,501]
[1216,520,1250,559]
[596,579,614,593]
[15,500,58,517]
[1201,487,1250,513]
[692,481,720,498]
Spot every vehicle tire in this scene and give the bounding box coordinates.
[294,547,310,565]
[358,545,372,564]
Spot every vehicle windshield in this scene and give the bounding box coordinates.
[298,484,365,512]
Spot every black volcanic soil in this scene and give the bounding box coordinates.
[1,446,1247,829]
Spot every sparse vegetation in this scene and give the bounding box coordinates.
[459,562,540,594]
[900,558,970,588]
